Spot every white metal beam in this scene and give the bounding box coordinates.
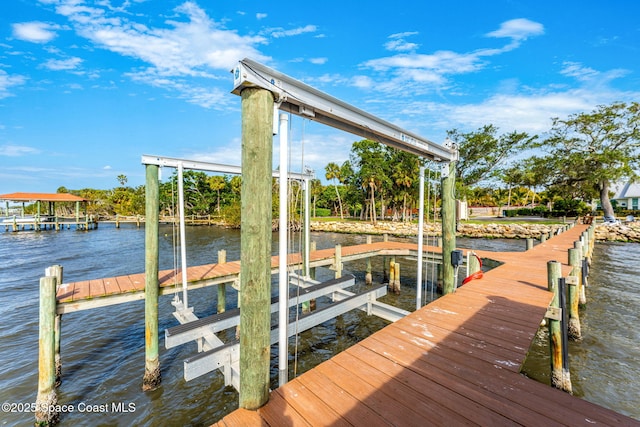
[141,154,314,181]
[232,58,456,162]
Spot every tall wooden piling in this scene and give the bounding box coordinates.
[441,161,456,294]
[567,248,582,341]
[574,241,587,305]
[239,87,273,410]
[143,164,161,391]
[547,260,570,392]
[217,250,227,313]
[45,265,63,386]
[557,276,573,393]
[35,275,58,426]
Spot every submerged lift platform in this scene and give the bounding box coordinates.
[165,274,408,389]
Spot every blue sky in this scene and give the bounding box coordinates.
[1,0,639,194]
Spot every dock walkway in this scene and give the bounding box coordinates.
[213,225,639,426]
[56,240,464,313]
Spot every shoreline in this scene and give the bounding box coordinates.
[310,219,640,242]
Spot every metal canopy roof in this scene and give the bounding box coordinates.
[232,58,456,162]
[0,192,87,202]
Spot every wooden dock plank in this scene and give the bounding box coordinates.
[338,344,556,427]
[214,224,640,426]
[257,389,310,427]
[214,408,269,427]
[70,280,90,301]
[274,379,351,427]
[296,369,393,427]
[89,279,106,298]
[114,275,136,293]
[102,277,120,296]
[313,359,441,426]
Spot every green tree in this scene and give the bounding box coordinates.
[350,140,389,223]
[117,174,128,186]
[207,175,227,213]
[448,125,536,191]
[325,162,345,219]
[542,102,640,218]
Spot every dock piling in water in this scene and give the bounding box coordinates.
[35,275,59,426]
[239,87,273,410]
[567,248,582,341]
[45,265,63,386]
[143,163,161,391]
[217,250,227,314]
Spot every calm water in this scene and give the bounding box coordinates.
[0,225,638,425]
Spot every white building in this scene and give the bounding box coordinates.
[611,181,640,210]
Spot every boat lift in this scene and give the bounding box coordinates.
[146,58,457,390]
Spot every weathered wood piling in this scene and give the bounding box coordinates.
[567,248,582,341]
[35,275,58,426]
[440,161,456,294]
[217,249,227,314]
[239,87,273,410]
[142,164,161,391]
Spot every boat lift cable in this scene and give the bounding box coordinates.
[170,175,181,304]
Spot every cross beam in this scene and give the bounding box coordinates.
[141,154,314,181]
[231,58,455,161]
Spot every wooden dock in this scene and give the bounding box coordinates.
[56,240,452,313]
[2,216,97,232]
[211,224,639,426]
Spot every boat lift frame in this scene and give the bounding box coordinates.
[232,58,457,386]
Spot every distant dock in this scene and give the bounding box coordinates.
[1,215,97,232]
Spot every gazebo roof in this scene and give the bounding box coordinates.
[0,192,87,202]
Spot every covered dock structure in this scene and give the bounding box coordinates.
[0,192,97,231]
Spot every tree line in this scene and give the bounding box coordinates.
[53,101,639,225]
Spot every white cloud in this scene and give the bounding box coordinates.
[42,56,83,71]
[0,144,41,156]
[485,18,544,41]
[12,21,61,43]
[559,61,627,83]
[385,32,420,52]
[0,70,27,98]
[309,57,327,65]
[103,165,112,170]
[361,19,544,94]
[42,0,270,107]
[350,75,374,89]
[269,25,317,38]
[256,13,267,20]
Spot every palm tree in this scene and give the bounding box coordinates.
[207,175,226,213]
[325,162,344,219]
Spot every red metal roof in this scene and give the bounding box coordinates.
[0,192,87,202]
